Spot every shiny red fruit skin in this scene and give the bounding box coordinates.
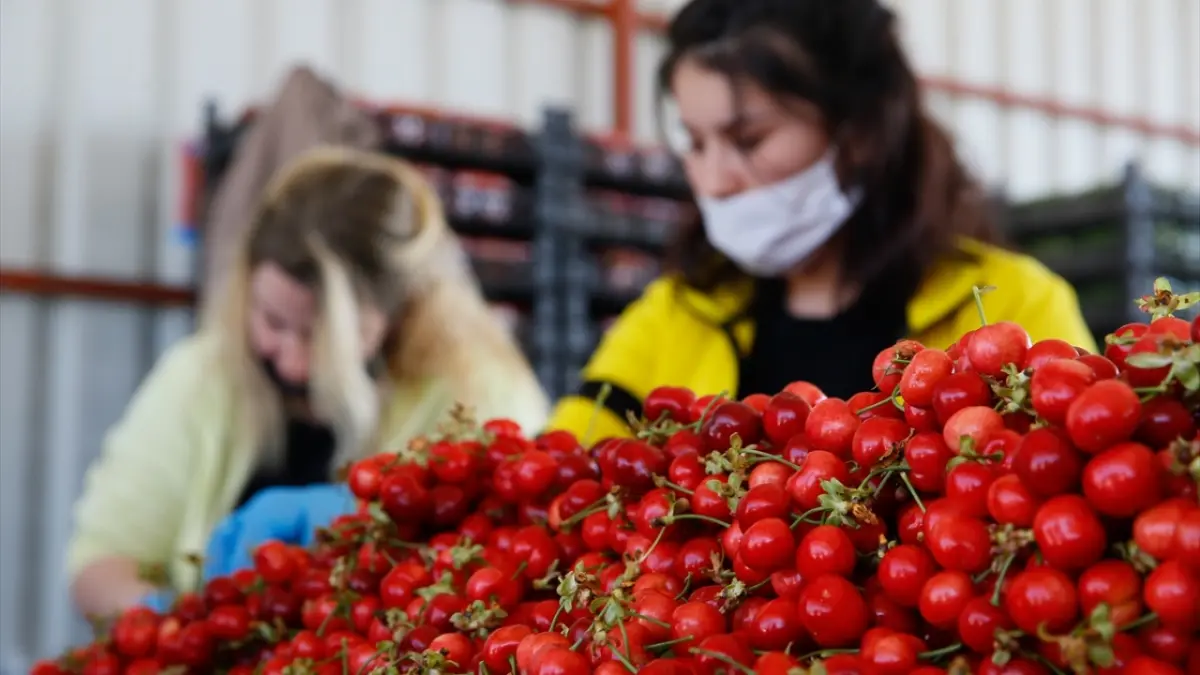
[745,597,804,651]
[987,473,1041,526]
[1136,397,1197,448]
[957,595,1014,654]
[899,348,953,407]
[1104,322,1149,370]
[1134,499,1194,560]
[872,339,925,393]
[851,417,911,469]
[1030,358,1097,426]
[796,525,857,580]
[876,544,937,607]
[804,398,860,458]
[930,371,992,425]
[1120,656,1186,675]
[918,569,975,629]
[1077,353,1121,380]
[1032,495,1108,571]
[1174,508,1200,575]
[1065,379,1142,453]
[1004,567,1079,635]
[761,392,812,446]
[943,405,1005,454]
[1023,338,1079,370]
[1081,441,1163,517]
[797,574,870,648]
[965,321,1030,378]
[644,386,697,424]
[739,517,794,573]
[1078,559,1144,629]
[700,401,763,451]
[1144,560,1200,630]
[928,512,993,575]
[1013,427,1083,497]
[787,450,851,511]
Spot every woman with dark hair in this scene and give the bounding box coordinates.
[548,0,1096,440]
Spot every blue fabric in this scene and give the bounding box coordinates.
[138,589,175,613]
[202,483,357,580]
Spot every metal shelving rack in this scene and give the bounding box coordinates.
[1002,163,1200,341]
[532,108,589,399]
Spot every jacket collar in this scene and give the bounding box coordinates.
[674,239,987,334]
[907,242,987,334]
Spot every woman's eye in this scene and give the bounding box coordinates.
[731,134,764,153]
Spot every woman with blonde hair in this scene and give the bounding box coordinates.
[68,147,549,617]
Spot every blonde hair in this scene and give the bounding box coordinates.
[202,146,520,470]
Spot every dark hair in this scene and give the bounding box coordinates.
[659,0,1002,294]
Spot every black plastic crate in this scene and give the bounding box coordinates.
[1002,164,1200,334]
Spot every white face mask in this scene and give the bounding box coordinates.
[697,152,862,277]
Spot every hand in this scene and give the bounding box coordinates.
[202,484,357,580]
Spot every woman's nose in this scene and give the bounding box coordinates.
[688,146,745,200]
[274,344,310,384]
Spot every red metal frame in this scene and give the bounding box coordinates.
[534,0,1200,145]
[0,268,194,306]
[3,0,1197,307]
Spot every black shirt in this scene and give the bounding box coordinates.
[736,277,911,400]
[234,418,337,509]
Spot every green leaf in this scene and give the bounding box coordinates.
[1088,602,1116,641]
[1153,277,1173,294]
[1124,352,1174,369]
[1171,361,1200,392]
[1087,643,1116,668]
[1175,291,1200,311]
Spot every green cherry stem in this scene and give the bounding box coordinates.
[990,554,1017,607]
[1118,612,1159,632]
[739,448,802,471]
[919,643,963,661]
[972,285,996,327]
[796,647,859,663]
[660,513,732,529]
[646,637,694,652]
[899,473,927,512]
[688,649,756,675]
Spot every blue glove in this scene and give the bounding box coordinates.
[138,588,175,614]
[203,483,357,580]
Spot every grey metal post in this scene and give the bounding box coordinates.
[1121,162,1156,323]
[532,108,586,400]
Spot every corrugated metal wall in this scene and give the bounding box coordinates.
[1,0,1197,667]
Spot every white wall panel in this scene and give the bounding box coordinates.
[1,0,1198,668]
[1001,0,1054,197]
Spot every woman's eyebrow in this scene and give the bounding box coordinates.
[681,108,775,135]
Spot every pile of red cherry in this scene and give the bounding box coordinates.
[36,281,1200,675]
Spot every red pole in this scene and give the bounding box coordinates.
[611,0,637,138]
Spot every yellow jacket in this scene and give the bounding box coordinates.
[549,240,1097,441]
[67,332,549,593]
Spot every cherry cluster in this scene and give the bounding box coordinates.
[36,281,1200,675]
